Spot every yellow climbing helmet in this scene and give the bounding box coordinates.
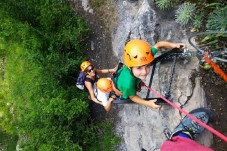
[80,61,92,72]
[97,78,113,93]
[123,39,154,67]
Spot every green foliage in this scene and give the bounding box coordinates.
[0,55,15,134]
[0,130,18,151]
[154,0,227,29]
[155,0,180,10]
[189,1,226,29]
[205,2,223,8]
[0,0,41,26]
[0,0,119,150]
[86,121,121,151]
[207,5,227,30]
[196,33,227,52]
[0,40,7,57]
[193,3,227,51]
[175,2,196,26]
[3,28,88,150]
[193,12,204,29]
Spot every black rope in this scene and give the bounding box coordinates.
[145,62,156,99]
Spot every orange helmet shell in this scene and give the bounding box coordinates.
[97,78,113,93]
[123,39,154,67]
[80,61,92,72]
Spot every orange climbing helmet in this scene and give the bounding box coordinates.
[80,61,92,72]
[123,39,154,67]
[97,78,113,93]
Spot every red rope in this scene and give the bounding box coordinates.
[143,83,227,142]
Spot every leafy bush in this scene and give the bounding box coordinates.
[155,0,180,10]
[207,5,227,30]
[175,2,196,26]
[85,120,121,151]
[0,0,119,150]
[155,0,227,29]
[0,130,18,151]
[193,12,204,29]
[195,3,227,51]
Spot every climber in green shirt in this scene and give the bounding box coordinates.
[114,39,185,109]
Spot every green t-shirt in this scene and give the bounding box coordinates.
[115,47,158,99]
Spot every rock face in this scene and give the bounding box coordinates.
[112,0,158,60]
[78,0,213,150]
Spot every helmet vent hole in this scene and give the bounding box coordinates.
[127,53,131,60]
